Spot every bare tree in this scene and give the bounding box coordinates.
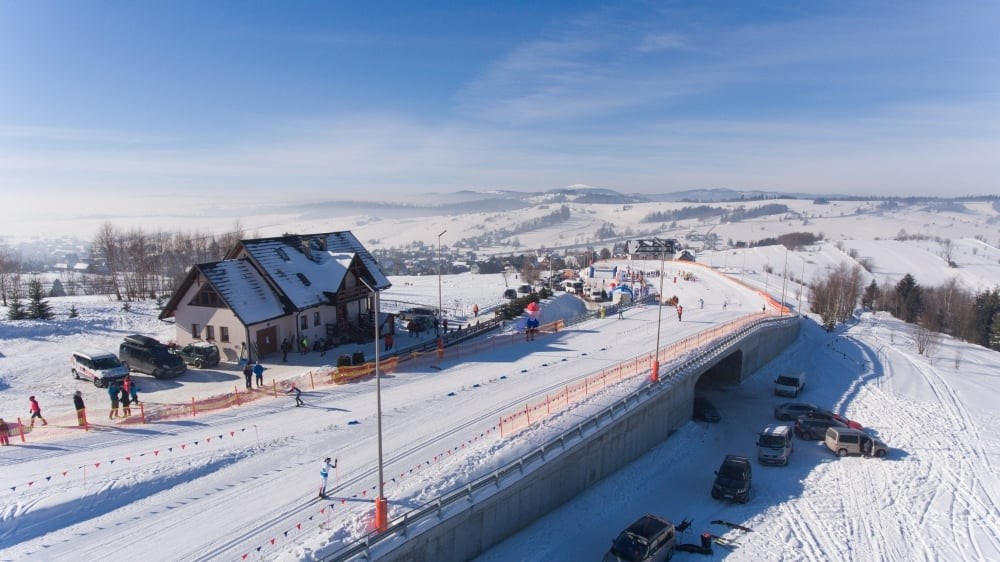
[913,325,940,357]
[0,243,21,306]
[93,221,123,301]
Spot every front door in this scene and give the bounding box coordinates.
[256,326,278,358]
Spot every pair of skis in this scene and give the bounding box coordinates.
[709,519,753,550]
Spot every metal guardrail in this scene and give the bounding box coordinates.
[321,313,798,561]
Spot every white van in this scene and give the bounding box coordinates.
[825,427,888,458]
[71,349,129,388]
[756,424,794,466]
[774,372,806,397]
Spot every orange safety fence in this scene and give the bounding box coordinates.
[499,312,772,437]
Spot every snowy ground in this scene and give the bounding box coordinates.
[2,253,999,562]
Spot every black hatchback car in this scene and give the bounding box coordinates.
[712,455,752,504]
[794,414,848,440]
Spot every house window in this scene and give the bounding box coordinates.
[192,323,202,339]
[297,272,312,286]
[205,325,215,341]
[220,326,230,342]
[300,316,308,330]
[190,286,224,307]
[313,311,321,326]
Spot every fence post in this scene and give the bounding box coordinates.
[139,403,146,424]
[234,387,241,406]
[191,397,197,417]
[17,416,26,443]
[310,372,315,390]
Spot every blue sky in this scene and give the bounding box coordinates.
[2,0,998,227]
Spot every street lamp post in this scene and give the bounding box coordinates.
[358,277,387,532]
[437,230,446,357]
[652,240,666,383]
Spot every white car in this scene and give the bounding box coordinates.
[71,349,129,388]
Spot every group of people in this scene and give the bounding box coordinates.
[108,375,139,419]
[242,361,265,389]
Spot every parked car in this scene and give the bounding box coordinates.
[503,288,518,299]
[773,402,829,421]
[800,409,863,429]
[756,424,794,466]
[774,372,806,397]
[170,342,220,368]
[517,284,533,295]
[603,514,676,562]
[794,414,849,440]
[825,427,889,458]
[119,334,187,378]
[711,454,752,503]
[71,349,129,388]
[693,397,721,423]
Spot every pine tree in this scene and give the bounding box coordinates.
[27,278,54,320]
[68,304,79,318]
[6,292,27,320]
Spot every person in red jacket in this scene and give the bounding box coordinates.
[29,396,48,427]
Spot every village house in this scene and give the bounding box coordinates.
[159,231,391,363]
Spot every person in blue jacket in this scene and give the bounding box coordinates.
[108,381,121,419]
[253,361,265,388]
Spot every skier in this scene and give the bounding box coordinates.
[677,305,684,322]
[28,395,47,427]
[108,380,121,419]
[318,457,337,498]
[253,361,264,388]
[243,361,253,389]
[0,417,10,446]
[73,390,87,427]
[287,383,304,407]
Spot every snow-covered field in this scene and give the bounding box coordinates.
[2,216,1000,560]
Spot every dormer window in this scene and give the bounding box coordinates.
[276,248,290,261]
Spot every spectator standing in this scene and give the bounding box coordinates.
[384,331,394,352]
[253,361,264,388]
[473,304,479,317]
[73,390,87,427]
[677,305,684,321]
[0,417,10,446]
[28,396,47,427]
[280,338,290,362]
[108,381,121,419]
[129,379,140,405]
[243,362,253,389]
[120,385,132,417]
[301,336,309,354]
[122,375,134,404]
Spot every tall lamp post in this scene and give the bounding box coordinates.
[437,230,447,356]
[651,240,666,383]
[358,277,387,532]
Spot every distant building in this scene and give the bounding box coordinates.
[159,232,390,363]
[625,238,678,258]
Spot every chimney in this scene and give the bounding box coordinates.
[317,236,328,251]
[301,240,313,260]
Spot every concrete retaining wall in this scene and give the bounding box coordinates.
[379,317,800,562]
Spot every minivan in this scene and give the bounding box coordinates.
[71,349,129,388]
[756,424,794,466]
[774,372,806,397]
[120,334,187,378]
[825,427,888,458]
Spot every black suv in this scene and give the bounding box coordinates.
[120,334,187,378]
[171,342,220,368]
[603,514,676,562]
[711,455,752,504]
[794,414,848,440]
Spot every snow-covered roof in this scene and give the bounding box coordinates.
[238,232,391,309]
[198,259,286,325]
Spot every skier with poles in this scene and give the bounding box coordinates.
[318,457,337,498]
